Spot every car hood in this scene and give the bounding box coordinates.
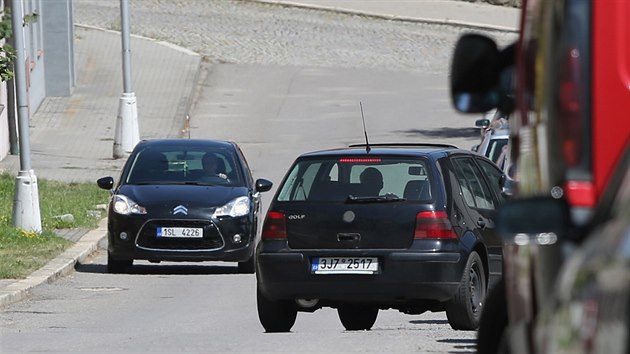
[117,184,249,209]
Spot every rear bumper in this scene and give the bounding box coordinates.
[256,247,465,303]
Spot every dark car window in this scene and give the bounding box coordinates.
[276,157,431,202]
[126,146,244,186]
[452,157,495,210]
[486,138,508,164]
[476,157,507,203]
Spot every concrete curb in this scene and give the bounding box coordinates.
[252,0,518,33]
[0,218,107,309]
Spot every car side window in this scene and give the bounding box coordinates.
[452,157,495,210]
[476,157,506,203]
[277,162,322,201]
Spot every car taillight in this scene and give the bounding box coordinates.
[558,46,585,168]
[564,180,596,208]
[261,211,287,240]
[414,211,457,239]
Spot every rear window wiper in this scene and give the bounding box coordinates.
[346,195,406,203]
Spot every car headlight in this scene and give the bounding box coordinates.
[113,194,147,215]
[213,196,250,218]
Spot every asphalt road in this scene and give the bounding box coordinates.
[1,1,517,352]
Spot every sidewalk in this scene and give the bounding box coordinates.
[0,0,519,309]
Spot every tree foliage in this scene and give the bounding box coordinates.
[0,7,14,82]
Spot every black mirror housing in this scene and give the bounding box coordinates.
[255,178,273,193]
[97,176,114,190]
[450,34,516,115]
[497,196,571,243]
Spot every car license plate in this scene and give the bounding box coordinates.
[156,227,203,238]
[311,257,378,274]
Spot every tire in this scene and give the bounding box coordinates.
[477,277,510,354]
[337,305,379,331]
[238,256,255,274]
[257,287,297,333]
[107,251,133,273]
[446,251,487,330]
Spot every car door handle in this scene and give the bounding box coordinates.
[477,218,486,228]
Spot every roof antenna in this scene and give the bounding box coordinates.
[360,102,371,153]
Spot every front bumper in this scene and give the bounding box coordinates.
[107,213,256,262]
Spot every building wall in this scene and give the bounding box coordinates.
[0,0,74,161]
[23,0,45,113]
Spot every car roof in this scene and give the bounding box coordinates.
[296,143,470,159]
[487,129,509,138]
[134,138,237,150]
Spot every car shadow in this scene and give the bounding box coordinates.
[75,262,241,275]
[396,127,479,139]
[409,319,449,325]
[438,338,477,354]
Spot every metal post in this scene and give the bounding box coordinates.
[5,1,18,154]
[11,0,41,232]
[113,0,139,159]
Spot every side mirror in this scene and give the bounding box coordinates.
[255,178,273,193]
[97,176,114,190]
[475,118,490,129]
[471,144,479,153]
[450,34,515,114]
[497,197,571,244]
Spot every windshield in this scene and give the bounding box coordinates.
[276,157,432,202]
[125,146,244,187]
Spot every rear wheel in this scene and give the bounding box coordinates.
[337,305,379,331]
[257,287,297,333]
[107,251,133,273]
[446,251,486,330]
[238,256,255,274]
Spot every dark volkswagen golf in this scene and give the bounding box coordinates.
[97,139,272,274]
[256,143,507,332]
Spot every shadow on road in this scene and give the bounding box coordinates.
[75,262,241,275]
[439,337,477,354]
[395,127,479,139]
[409,319,448,325]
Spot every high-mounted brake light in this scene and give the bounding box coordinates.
[261,211,287,240]
[414,211,457,239]
[339,158,382,163]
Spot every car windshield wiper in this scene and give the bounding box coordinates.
[171,181,218,186]
[346,195,406,203]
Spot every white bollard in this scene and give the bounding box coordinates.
[113,92,139,159]
[12,170,42,233]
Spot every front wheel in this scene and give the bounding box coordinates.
[257,287,297,333]
[337,305,379,331]
[446,251,486,330]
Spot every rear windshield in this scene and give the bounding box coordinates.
[125,146,244,186]
[276,157,433,202]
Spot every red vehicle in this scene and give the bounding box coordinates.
[449,0,630,352]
